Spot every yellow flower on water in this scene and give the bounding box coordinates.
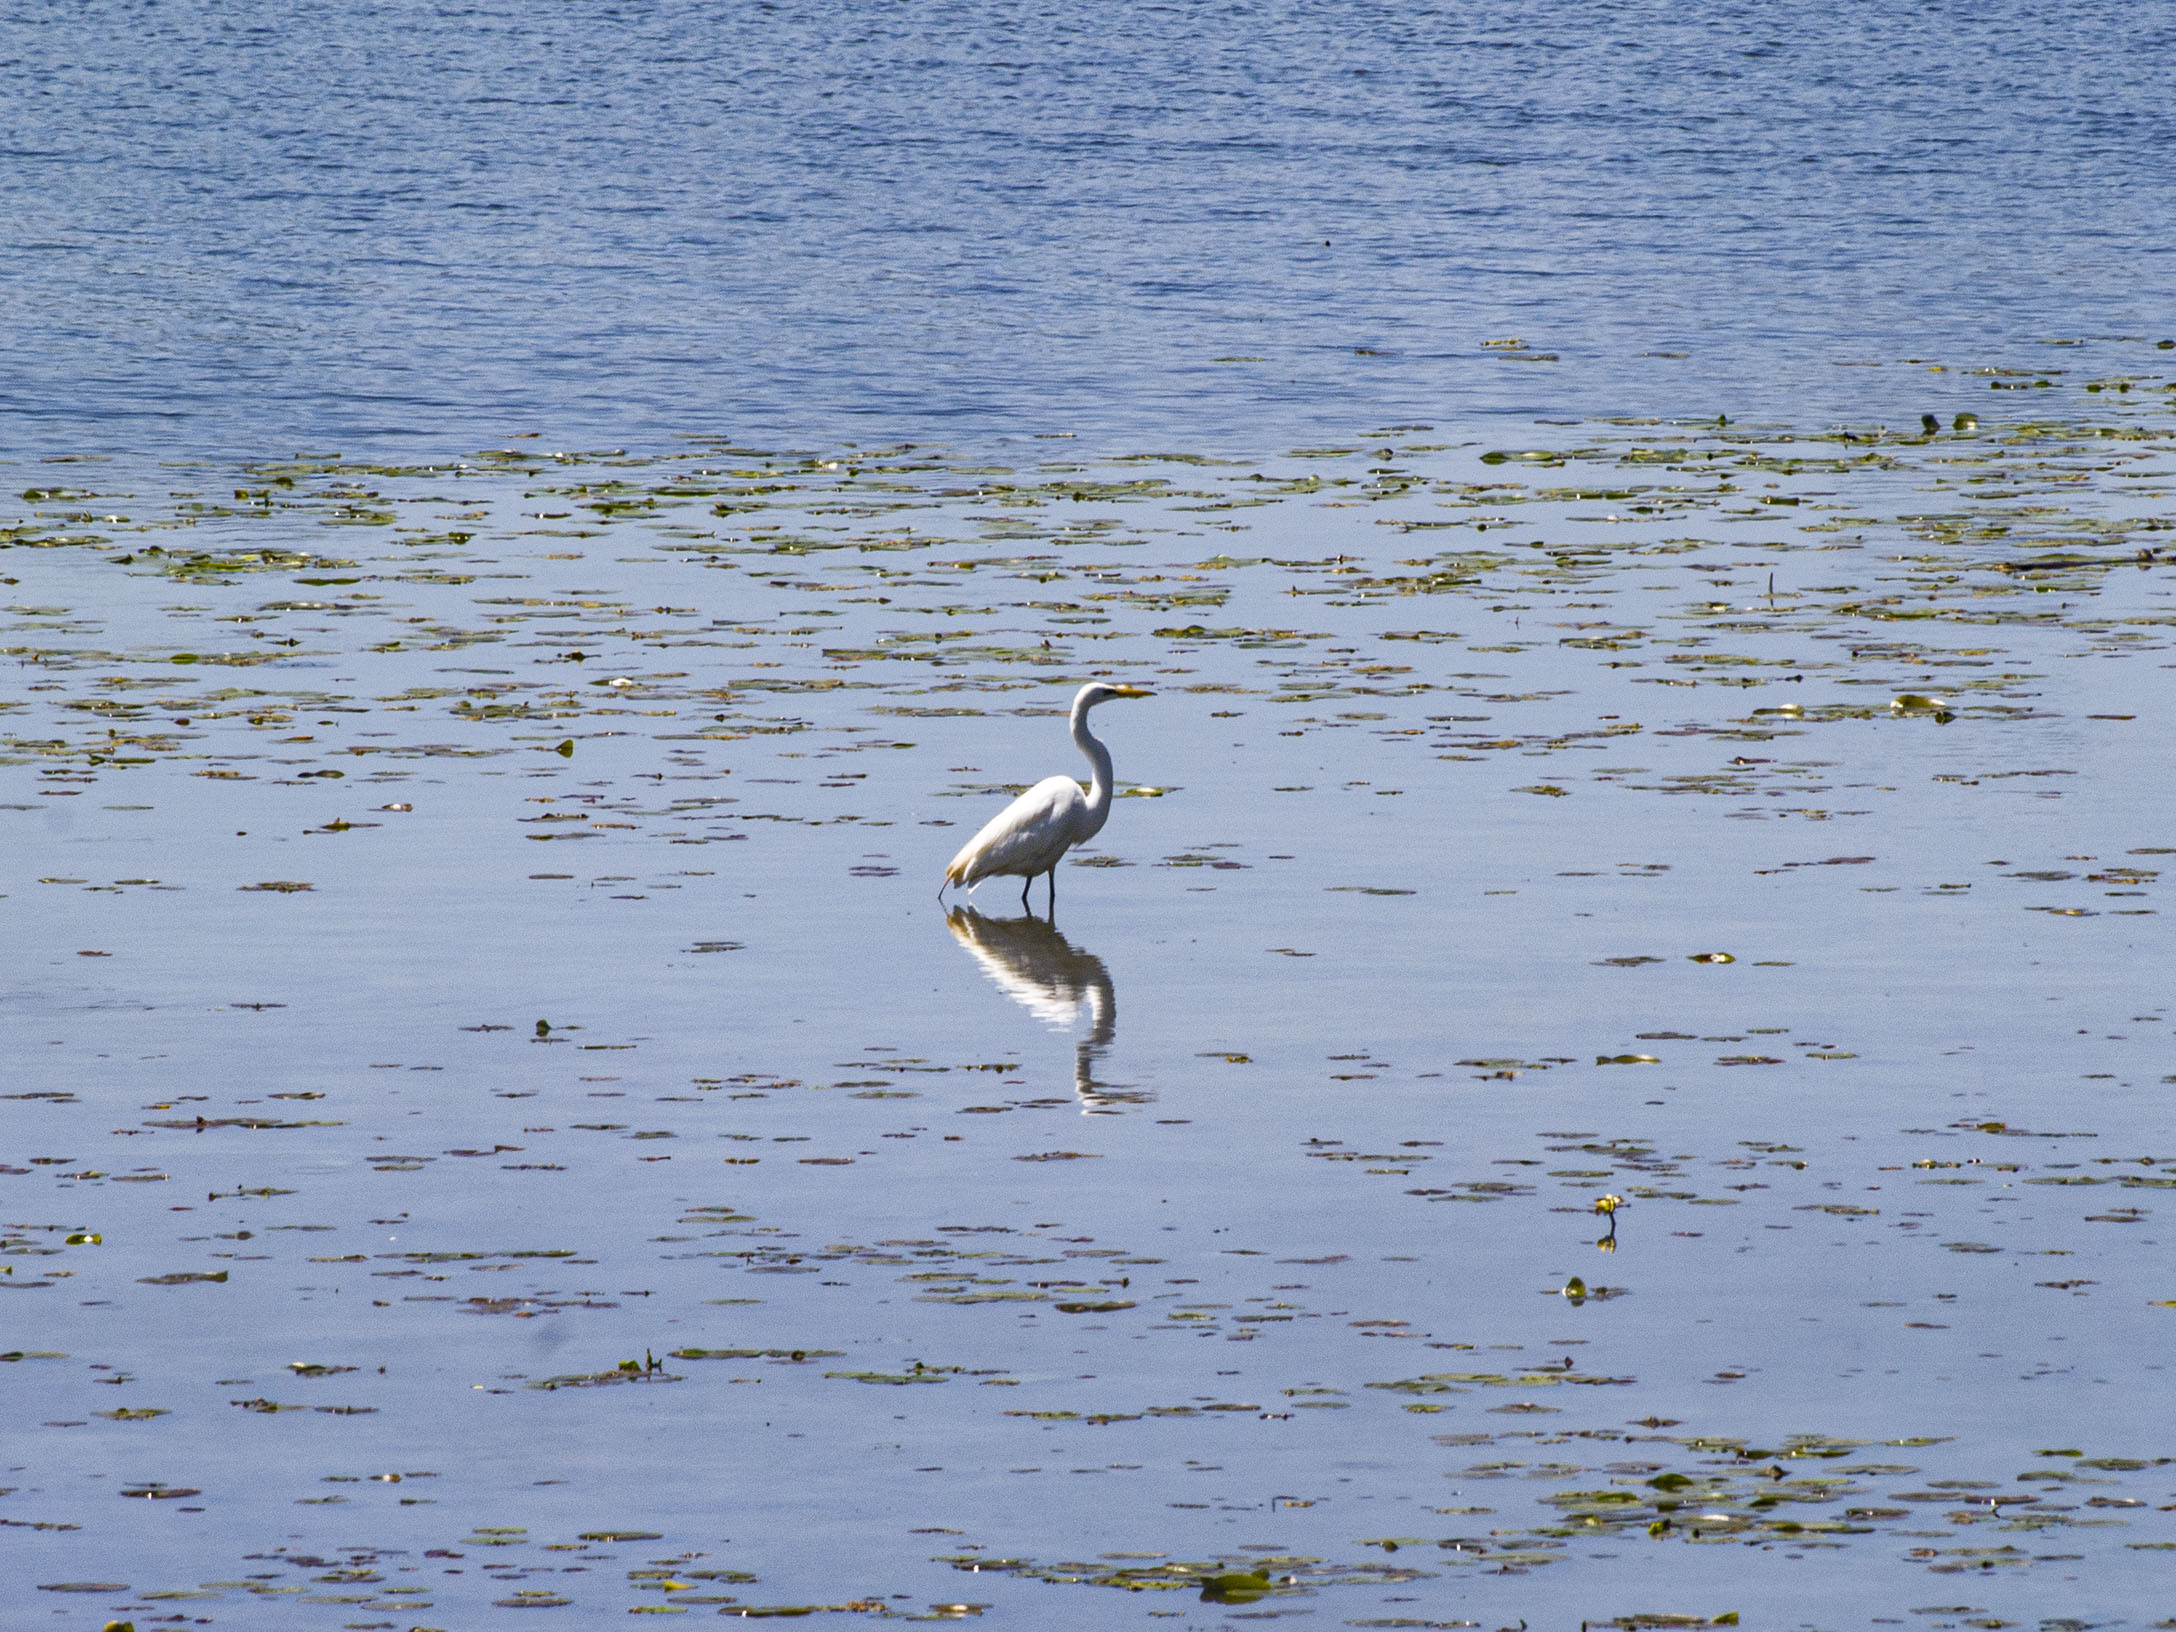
[1593,1194,1625,1216]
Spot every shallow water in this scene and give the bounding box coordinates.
[6,391,2176,1625]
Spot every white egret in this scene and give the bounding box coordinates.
[940,681,1151,911]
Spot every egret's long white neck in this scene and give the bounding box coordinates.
[1071,696,1116,840]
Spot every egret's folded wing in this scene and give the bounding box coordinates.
[946,776,1085,882]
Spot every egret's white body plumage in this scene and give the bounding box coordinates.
[942,682,1149,909]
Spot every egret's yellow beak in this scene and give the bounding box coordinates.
[1108,684,1153,699]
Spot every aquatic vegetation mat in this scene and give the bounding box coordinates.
[8,365,2176,1623]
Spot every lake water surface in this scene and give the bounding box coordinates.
[4,0,2174,455]
[6,3,2176,1628]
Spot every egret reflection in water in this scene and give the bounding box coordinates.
[943,907,1143,1111]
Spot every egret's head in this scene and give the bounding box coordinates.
[1075,681,1153,709]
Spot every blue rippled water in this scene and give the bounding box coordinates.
[3,0,2170,456]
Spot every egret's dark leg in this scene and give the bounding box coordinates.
[1046,867,1056,916]
[1020,873,1032,910]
